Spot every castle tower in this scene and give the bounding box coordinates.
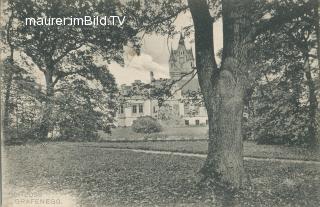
[150,71,155,82]
[169,33,194,80]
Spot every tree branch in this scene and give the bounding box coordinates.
[165,68,197,90]
[52,69,84,87]
[188,0,217,101]
[138,5,189,33]
[171,70,198,96]
[52,43,84,65]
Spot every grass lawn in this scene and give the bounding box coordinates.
[79,140,320,161]
[97,126,320,161]
[3,142,320,207]
[100,126,208,140]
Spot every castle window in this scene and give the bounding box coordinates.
[196,120,200,125]
[153,106,156,113]
[120,105,124,114]
[139,104,143,113]
[132,105,137,113]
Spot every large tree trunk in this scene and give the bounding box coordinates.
[39,69,54,139]
[3,69,14,139]
[3,14,14,140]
[188,0,252,194]
[314,0,320,76]
[204,70,245,186]
[304,57,318,145]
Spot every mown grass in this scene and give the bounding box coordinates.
[97,126,320,161]
[100,126,208,140]
[79,140,320,161]
[2,143,320,207]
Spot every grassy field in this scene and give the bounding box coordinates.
[79,140,320,161]
[100,126,208,140]
[98,127,320,161]
[2,142,320,207]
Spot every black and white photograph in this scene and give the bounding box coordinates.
[1,0,319,206]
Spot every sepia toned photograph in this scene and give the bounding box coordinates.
[0,0,319,206]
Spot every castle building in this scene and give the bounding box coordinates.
[116,34,208,127]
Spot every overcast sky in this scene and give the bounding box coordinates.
[108,12,223,85]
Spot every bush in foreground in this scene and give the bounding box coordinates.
[132,116,162,134]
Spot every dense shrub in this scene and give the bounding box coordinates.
[51,76,117,142]
[132,116,162,134]
[248,87,311,145]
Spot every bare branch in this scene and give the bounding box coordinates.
[171,70,198,96]
[164,67,197,90]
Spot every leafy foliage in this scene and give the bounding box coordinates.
[248,0,319,145]
[132,116,162,134]
[52,66,117,141]
[157,103,184,126]
[1,58,45,144]
[3,0,136,141]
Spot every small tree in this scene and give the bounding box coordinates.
[52,62,118,141]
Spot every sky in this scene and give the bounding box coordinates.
[107,12,223,85]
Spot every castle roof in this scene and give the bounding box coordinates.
[169,33,194,62]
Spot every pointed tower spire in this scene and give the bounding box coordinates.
[178,31,185,45]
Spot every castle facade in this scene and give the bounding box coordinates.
[116,34,208,127]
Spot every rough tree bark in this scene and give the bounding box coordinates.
[188,0,253,193]
[3,65,14,139]
[314,0,320,73]
[304,56,318,145]
[3,13,15,139]
[38,67,55,140]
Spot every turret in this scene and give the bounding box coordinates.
[169,32,194,80]
[150,71,155,82]
[178,32,185,45]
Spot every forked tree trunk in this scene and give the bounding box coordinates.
[188,0,252,193]
[205,69,245,187]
